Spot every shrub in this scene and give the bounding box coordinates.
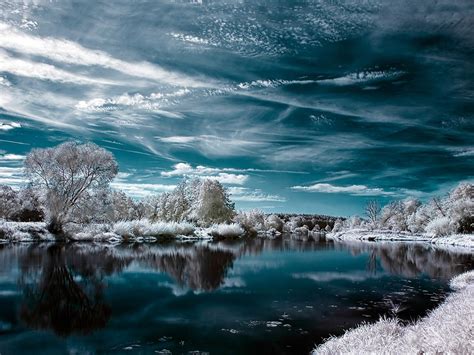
[207,223,244,238]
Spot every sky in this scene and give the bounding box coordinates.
[0,0,473,216]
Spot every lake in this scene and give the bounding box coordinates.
[0,239,472,354]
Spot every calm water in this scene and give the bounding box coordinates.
[0,239,472,354]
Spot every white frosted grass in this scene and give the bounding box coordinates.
[450,270,474,290]
[1,220,246,242]
[206,223,245,238]
[328,229,474,249]
[112,220,195,239]
[313,270,474,355]
[0,221,54,242]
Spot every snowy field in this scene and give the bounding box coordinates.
[313,270,474,354]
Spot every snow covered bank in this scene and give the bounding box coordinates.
[327,229,474,249]
[0,221,54,242]
[313,270,474,354]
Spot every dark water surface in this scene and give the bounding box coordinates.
[0,239,472,354]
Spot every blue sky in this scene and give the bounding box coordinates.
[0,0,473,216]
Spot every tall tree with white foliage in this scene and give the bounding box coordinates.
[24,142,118,234]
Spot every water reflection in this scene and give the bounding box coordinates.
[331,241,474,280]
[18,245,113,336]
[0,239,472,337]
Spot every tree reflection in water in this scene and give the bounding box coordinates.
[331,241,474,279]
[18,244,116,336]
[0,239,471,337]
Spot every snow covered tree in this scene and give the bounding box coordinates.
[24,142,118,234]
[150,178,234,225]
[0,185,20,220]
[365,200,380,229]
[15,187,44,222]
[107,190,136,222]
[445,182,473,233]
[188,179,235,226]
[344,215,363,229]
[234,209,265,235]
[142,195,161,222]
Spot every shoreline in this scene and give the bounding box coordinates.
[327,229,474,250]
[313,270,474,354]
[2,222,474,254]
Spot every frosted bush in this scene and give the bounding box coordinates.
[331,218,343,233]
[207,223,244,238]
[234,209,265,234]
[425,216,456,237]
[145,221,195,236]
[264,214,283,232]
[112,220,195,238]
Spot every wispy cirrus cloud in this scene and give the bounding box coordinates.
[0,122,21,131]
[0,153,25,161]
[0,22,209,87]
[161,162,306,185]
[228,187,286,202]
[158,135,268,157]
[0,166,25,186]
[0,50,115,85]
[161,163,248,185]
[291,183,394,196]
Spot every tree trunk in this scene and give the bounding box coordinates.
[47,217,65,239]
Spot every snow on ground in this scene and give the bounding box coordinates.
[313,270,474,355]
[327,229,474,249]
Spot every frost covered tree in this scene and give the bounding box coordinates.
[365,200,380,229]
[151,182,190,222]
[234,209,266,235]
[142,195,161,222]
[108,190,136,222]
[379,199,421,232]
[69,189,135,224]
[0,185,20,220]
[16,187,45,222]
[188,179,235,226]
[445,182,473,233]
[149,178,234,225]
[0,185,44,222]
[24,142,118,234]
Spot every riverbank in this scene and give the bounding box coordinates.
[2,222,474,249]
[313,270,474,354]
[327,229,474,249]
[0,220,245,243]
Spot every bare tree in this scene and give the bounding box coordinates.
[24,142,118,235]
[365,200,381,228]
